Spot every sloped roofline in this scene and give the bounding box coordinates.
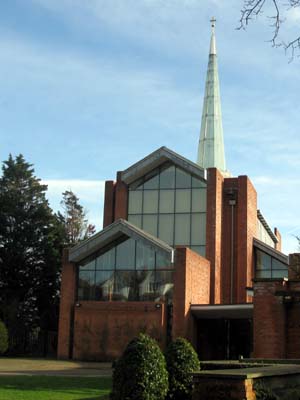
[253,237,288,264]
[120,146,206,185]
[257,209,278,244]
[69,218,174,263]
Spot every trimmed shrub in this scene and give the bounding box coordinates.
[165,337,200,400]
[110,333,168,400]
[0,320,8,354]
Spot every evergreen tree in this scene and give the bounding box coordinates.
[58,190,95,245]
[0,154,63,338]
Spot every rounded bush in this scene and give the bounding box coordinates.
[0,320,8,354]
[165,337,200,400]
[110,333,168,400]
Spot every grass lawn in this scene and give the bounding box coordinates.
[0,376,112,400]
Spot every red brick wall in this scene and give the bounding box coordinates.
[206,168,224,304]
[103,180,115,228]
[274,228,282,252]
[172,247,210,348]
[72,301,167,361]
[114,172,128,221]
[253,279,286,358]
[57,249,77,360]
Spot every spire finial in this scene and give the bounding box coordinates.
[210,16,216,31]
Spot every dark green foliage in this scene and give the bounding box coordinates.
[0,320,8,354]
[0,154,65,339]
[110,333,168,400]
[255,382,279,400]
[165,337,200,400]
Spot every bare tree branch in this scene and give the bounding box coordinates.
[239,0,300,60]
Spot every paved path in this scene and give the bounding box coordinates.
[0,357,112,377]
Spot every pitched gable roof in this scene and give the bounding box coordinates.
[69,218,174,263]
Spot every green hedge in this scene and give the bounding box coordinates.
[110,333,168,400]
[0,320,8,354]
[165,337,200,400]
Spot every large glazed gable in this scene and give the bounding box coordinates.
[121,146,205,185]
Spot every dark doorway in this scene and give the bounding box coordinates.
[197,318,252,360]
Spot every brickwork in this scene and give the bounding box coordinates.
[114,172,128,221]
[206,168,224,304]
[288,253,300,279]
[103,180,115,228]
[253,280,286,358]
[57,249,77,360]
[274,227,282,252]
[172,247,210,348]
[72,301,166,360]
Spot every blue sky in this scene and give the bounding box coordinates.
[1,0,300,254]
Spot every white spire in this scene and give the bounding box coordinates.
[197,18,227,174]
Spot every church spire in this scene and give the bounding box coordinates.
[197,18,226,174]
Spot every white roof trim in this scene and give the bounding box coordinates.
[121,146,206,185]
[69,218,174,263]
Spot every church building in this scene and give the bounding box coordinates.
[57,19,293,361]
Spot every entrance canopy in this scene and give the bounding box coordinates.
[191,304,253,319]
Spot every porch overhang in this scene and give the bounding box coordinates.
[191,304,253,319]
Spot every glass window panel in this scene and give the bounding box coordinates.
[192,176,206,188]
[192,189,207,212]
[158,214,174,245]
[114,271,137,301]
[136,241,155,270]
[176,168,191,188]
[256,270,272,278]
[137,271,156,301]
[155,270,174,301]
[116,239,136,269]
[96,247,115,270]
[190,245,206,258]
[128,214,142,229]
[175,214,190,245]
[144,170,159,189]
[272,270,288,278]
[256,250,271,270]
[191,213,206,245]
[143,215,158,237]
[130,178,143,190]
[143,190,159,214]
[128,191,143,214]
[175,189,191,213]
[79,259,95,271]
[159,190,175,213]
[272,258,288,270]
[78,270,95,300]
[156,251,172,269]
[95,270,114,300]
[160,165,175,189]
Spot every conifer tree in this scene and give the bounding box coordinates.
[0,154,63,338]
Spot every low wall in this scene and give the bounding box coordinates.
[193,365,300,400]
[73,301,166,361]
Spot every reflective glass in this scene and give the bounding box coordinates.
[114,271,137,301]
[128,214,142,229]
[176,168,191,188]
[95,270,114,300]
[256,250,271,270]
[144,170,159,189]
[175,214,190,245]
[155,270,173,300]
[79,259,95,271]
[160,165,175,189]
[143,190,159,214]
[256,270,272,278]
[78,270,95,300]
[272,270,288,278]
[158,214,174,245]
[159,190,175,213]
[192,189,207,212]
[143,215,158,237]
[137,270,156,301]
[175,189,191,213]
[128,191,143,214]
[136,241,155,270]
[96,247,115,270]
[191,213,206,245]
[190,245,206,257]
[116,239,135,269]
[156,251,172,269]
[192,176,206,188]
[272,258,288,270]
